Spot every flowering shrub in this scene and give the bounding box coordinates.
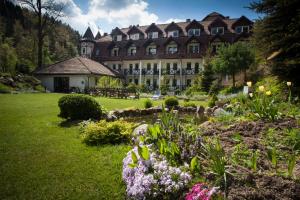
[185,183,218,200]
[122,146,192,199]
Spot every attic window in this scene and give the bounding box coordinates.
[130,33,140,40]
[211,27,224,35]
[168,30,179,37]
[117,35,122,41]
[188,29,200,36]
[148,32,158,39]
[235,26,249,34]
[111,47,119,56]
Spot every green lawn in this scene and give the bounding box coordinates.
[0,93,207,199]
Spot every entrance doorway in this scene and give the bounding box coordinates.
[54,77,69,93]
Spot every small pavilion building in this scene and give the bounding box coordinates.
[35,56,117,92]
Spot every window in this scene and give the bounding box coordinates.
[153,63,158,72]
[147,63,151,70]
[134,79,139,85]
[111,47,119,56]
[129,64,133,74]
[128,46,136,56]
[95,49,100,56]
[188,29,201,36]
[235,26,249,34]
[135,63,139,70]
[146,79,150,86]
[168,30,179,37]
[149,47,157,55]
[148,32,158,39]
[117,35,122,41]
[172,79,177,87]
[173,63,178,70]
[112,64,116,70]
[211,27,224,35]
[168,46,177,54]
[166,63,170,72]
[130,33,139,40]
[211,43,222,53]
[188,43,199,53]
[118,64,122,70]
[129,79,132,83]
[187,62,192,70]
[82,47,86,54]
[195,63,199,73]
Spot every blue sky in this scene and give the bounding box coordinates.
[63,0,259,35]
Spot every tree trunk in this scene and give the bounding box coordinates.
[37,0,43,68]
[232,73,235,88]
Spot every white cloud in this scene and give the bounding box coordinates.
[59,0,159,35]
[161,18,185,24]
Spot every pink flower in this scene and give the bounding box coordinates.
[185,183,218,200]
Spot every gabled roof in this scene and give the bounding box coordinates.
[83,27,94,40]
[210,34,226,43]
[127,25,144,35]
[208,17,228,29]
[202,12,225,21]
[185,19,204,31]
[145,23,163,33]
[125,39,136,48]
[231,16,253,28]
[143,38,160,47]
[164,22,183,32]
[164,37,180,46]
[34,57,116,76]
[111,27,126,36]
[95,31,101,40]
[185,35,201,44]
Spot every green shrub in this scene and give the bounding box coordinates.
[183,102,196,107]
[0,83,12,93]
[208,95,218,107]
[58,94,102,120]
[144,98,153,108]
[164,96,179,108]
[34,85,45,92]
[255,76,285,100]
[220,86,243,95]
[80,120,136,145]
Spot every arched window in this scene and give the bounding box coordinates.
[166,41,178,54]
[146,42,157,55]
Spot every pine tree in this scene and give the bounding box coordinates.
[250,0,300,86]
[201,49,215,93]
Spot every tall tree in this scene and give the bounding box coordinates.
[249,0,300,87]
[212,42,255,87]
[201,48,215,93]
[18,0,64,68]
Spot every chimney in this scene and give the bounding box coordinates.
[186,19,191,22]
[104,33,108,36]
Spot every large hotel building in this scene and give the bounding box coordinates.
[80,12,253,91]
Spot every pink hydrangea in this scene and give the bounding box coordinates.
[185,183,218,200]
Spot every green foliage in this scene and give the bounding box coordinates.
[164,96,179,108]
[287,153,296,178]
[255,76,285,99]
[127,83,139,93]
[0,83,13,93]
[58,94,102,120]
[250,0,300,88]
[212,42,255,86]
[219,86,243,95]
[97,76,122,88]
[80,120,136,145]
[0,39,18,74]
[160,84,169,95]
[183,102,197,108]
[144,98,153,108]
[201,62,215,93]
[208,94,218,107]
[267,146,278,172]
[209,79,222,95]
[248,91,281,121]
[34,85,45,92]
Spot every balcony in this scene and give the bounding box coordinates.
[185,69,195,75]
[162,69,180,75]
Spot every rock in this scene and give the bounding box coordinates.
[213,108,228,116]
[132,124,148,137]
[205,107,213,116]
[106,111,118,121]
[212,106,219,112]
[196,106,205,115]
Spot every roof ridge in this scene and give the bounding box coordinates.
[77,57,93,74]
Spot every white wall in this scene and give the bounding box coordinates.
[36,75,98,92]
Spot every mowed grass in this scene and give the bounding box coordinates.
[0,93,207,200]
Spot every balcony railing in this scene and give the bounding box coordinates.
[162,69,180,75]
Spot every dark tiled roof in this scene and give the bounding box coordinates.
[83,27,94,40]
[34,57,116,76]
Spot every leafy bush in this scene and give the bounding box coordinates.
[183,102,197,107]
[34,85,45,92]
[255,76,285,99]
[58,94,102,120]
[208,95,218,107]
[164,96,179,108]
[144,98,153,108]
[220,86,243,95]
[0,83,12,93]
[80,120,136,145]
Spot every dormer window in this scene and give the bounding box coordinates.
[128,45,136,56]
[211,27,224,35]
[148,32,158,39]
[130,33,139,40]
[188,43,199,53]
[168,30,179,37]
[166,41,178,54]
[111,47,119,56]
[113,35,122,41]
[146,43,157,55]
[235,26,249,34]
[188,29,200,36]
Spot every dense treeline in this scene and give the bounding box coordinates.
[0,0,80,74]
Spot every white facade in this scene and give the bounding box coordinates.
[37,75,97,92]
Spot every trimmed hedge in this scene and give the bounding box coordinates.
[80,120,136,145]
[58,94,102,120]
[164,96,179,108]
